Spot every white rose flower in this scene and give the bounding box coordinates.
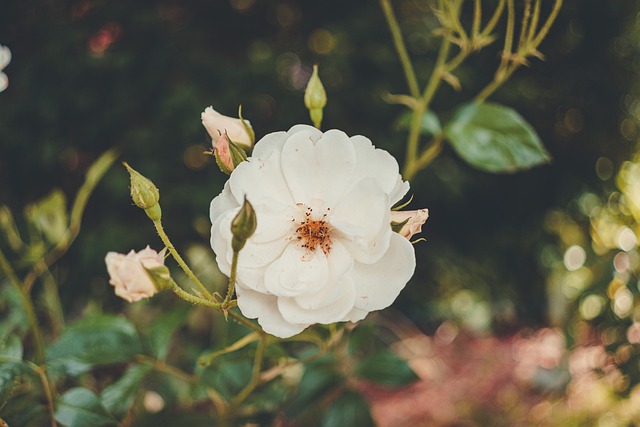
[201,106,253,150]
[0,45,11,93]
[105,246,166,302]
[210,125,423,338]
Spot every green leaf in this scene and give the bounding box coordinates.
[286,354,343,419]
[355,350,418,387]
[55,388,117,427]
[0,335,23,359]
[444,102,550,173]
[396,110,442,136]
[25,189,68,244]
[320,390,374,427]
[145,305,189,360]
[101,364,152,417]
[47,314,141,376]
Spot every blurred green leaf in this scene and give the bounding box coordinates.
[320,390,374,427]
[355,350,418,387]
[55,387,117,427]
[47,314,141,376]
[25,189,68,244]
[444,102,550,173]
[145,305,189,360]
[198,357,252,400]
[101,364,152,417]
[0,335,23,359]
[286,354,343,419]
[396,110,442,136]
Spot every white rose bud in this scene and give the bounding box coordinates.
[390,209,429,240]
[201,106,254,151]
[105,246,168,302]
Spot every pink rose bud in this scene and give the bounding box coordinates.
[201,106,254,151]
[390,209,429,239]
[105,246,167,302]
[213,132,248,175]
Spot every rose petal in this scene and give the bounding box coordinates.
[281,129,356,208]
[236,286,309,338]
[265,243,330,297]
[278,275,356,325]
[229,150,293,207]
[350,233,416,312]
[331,178,391,264]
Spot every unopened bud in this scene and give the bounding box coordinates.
[123,162,162,221]
[304,64,327,129]
[231,196,257,253]
[390,209,429,240]
[214,132,248,175]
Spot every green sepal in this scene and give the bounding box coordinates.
[143,263,173,293]
[390,218,410,234]
[238,104,255,150]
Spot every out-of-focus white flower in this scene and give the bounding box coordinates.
[210,125,425,338]
[105,246,166,302]
[201,106,253,150]
[0,45,11,93]
[391,209,429,239]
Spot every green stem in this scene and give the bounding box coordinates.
[171,283,221,310]
[472,0,482,38]
[480,0,506,37]
[227,309,262,333]
[222,251,240,308]
[517,0,532,50]
[531,0,563,47]
[0,250,46,365]
[230,336,267,408]
[403,25,451,180]
[32,363,58,427]
[23,148,119,294]
[153,220,212,299]
[413,136,444,171]
[379,0,420,98]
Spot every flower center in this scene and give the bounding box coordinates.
[294,205,332,255]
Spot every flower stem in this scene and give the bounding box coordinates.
[171,282,221,310]
[0,249,46,365]
[222,250,240,308]
[23,148,119,294]
[153,219,212,299]
[230,336,267,408]
[379,0,420,98]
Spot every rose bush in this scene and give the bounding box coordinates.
[210,125,425,338]
[105,246,166,302]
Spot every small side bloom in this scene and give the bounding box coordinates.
[0,45,11,93]
[105,246,166,302]
[201,106,253,150]
[390,209,429,239]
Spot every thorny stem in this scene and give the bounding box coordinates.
[379,0,420,98]
[222,250,240,308]
[153,219,212,300]
[171,283,224,310]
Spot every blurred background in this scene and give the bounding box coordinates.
[2,0,640,424]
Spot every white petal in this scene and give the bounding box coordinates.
[210,181,238,222]
[291,240,354,310]
[281,129,356,208]
[236,286,309,338]
[278,275,356,325]
[349,136,403,196]
[343,307,368,322]
[213,208,288,268]
[229,150,293,207]
[0,74,7,93]
[0,46,11,70]
[251,131,287,159]
[331,178,391,264]
[264,243,330,297]
[389,178,411,206]
[350,233,416,312]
